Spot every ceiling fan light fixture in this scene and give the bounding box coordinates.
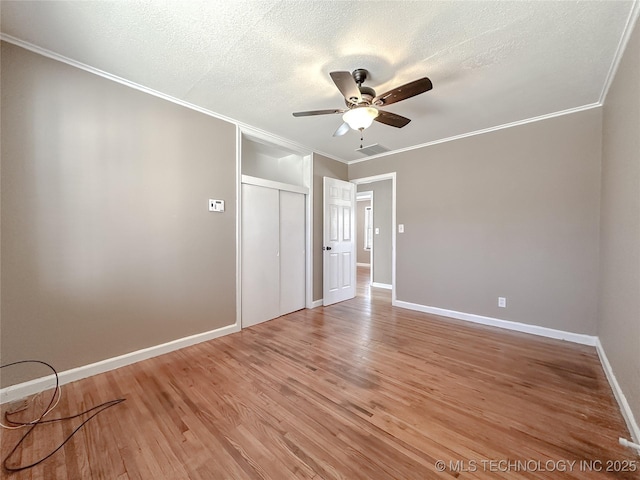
[342,107,379,131]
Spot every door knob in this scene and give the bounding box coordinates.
[323,246,332,251]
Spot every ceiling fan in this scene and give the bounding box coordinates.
[292,69,433,137]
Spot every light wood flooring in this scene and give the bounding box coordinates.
[1,267,637,479]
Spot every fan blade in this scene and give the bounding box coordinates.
[333,122,350,137]
[374,110,411,128]
[373,77,432,106]
[330,71,362,104]
[292,109,344,117]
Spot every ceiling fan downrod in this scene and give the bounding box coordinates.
[352,68,368,86]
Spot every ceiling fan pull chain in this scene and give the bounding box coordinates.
[359,128,364,149]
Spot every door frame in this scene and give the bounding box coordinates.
[351,172,397,304]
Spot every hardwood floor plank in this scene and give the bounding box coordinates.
[2,267,637,479]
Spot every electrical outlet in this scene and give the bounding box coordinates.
[498,297,507,308]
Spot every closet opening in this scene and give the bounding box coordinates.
[239,132,312,328]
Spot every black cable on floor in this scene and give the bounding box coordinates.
[1,360,125,472]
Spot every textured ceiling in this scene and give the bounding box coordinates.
[1,1,636,162]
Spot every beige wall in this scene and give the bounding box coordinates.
[1,42,237,384]
[312,153,348,302]
[356,199,371,265]
[349,108,602,335]
[599,20,640,430]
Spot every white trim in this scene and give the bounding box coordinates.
[347,104,601,165]
[241,175,309,195]
[599,0,640,103]
[305,154,314,309]
[596,339,640,444]
[309,299,324,309]
[0,323,240,404]
[392,300,597,346]
[390,177,395,303]
[0,34,347,166]
[351,173,397,185]
[236,126,243,330]
[371,282,392,290]
[356,262,371,267]
[619,438,640,453]
[356,192,373,201]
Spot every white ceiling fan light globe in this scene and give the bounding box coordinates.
[342,107,379,131]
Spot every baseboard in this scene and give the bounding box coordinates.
[371,282,392,290]
[0,323,240,404]
[356,263,371,267]
[392,300,597,346]
[309,299,324,309]
[595,338,640,444]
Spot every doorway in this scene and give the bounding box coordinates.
[351,173,396,303]
[356,191,373,287]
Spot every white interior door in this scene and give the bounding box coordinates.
[279,190,306,315]
[323,177,356,306]
[241,184,280,327]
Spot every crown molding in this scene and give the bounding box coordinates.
[0,33,346,162]
[599,0,640,104]
[347,103,602,165]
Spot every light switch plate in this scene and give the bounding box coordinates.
[209,199,225,212]
[398,224,405,233]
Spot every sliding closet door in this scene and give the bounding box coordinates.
[241,184,280,327]
[279,191,306,315]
